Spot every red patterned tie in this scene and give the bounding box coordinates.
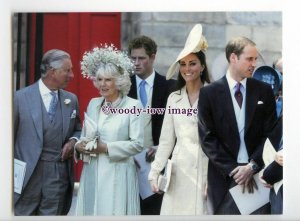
[234,82,243,108]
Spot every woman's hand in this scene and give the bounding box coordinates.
[74,140,88,154]
[89,139,108,154]
[204,182,208,200]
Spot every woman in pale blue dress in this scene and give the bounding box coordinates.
[74,45,144,215]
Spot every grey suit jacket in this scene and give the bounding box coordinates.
[13,81,81,213]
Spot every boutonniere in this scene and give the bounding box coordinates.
[257,101,264,105]
[64,99,71,105]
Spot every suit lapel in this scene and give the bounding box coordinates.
[219,77,240,137]
[128,76,137,99]
[245,78,259,133]
[59,90,71,140]
[152,72,165,108]
[27,83,43,143]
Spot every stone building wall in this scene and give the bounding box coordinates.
[121,12,282,81]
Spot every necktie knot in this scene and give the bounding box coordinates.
[140,80,146,87]
[50,91,56,97]
[234,83,243,108]
[139,80,147,107]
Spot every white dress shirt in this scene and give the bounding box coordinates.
[38,79,58,112]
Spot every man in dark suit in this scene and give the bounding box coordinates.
[261,115,283,214]
[198,37,277,214]
[127,35,176,215]
[14,49,81,215]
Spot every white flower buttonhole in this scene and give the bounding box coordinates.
[64,99,71,105]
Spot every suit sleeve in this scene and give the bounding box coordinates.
[198,87,238,177]
[74,95,82,138]
[13,93,20,144]
[249,84,277,167]
[71,94,82,139]
[262,160,283,184]
[263,86,277,139]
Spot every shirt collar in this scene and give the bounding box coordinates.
[39,79,58,96]
[135,69,155,88]
[226,70,247,91]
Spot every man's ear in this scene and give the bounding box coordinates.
[229,53,237,63]
[150,53,156,61]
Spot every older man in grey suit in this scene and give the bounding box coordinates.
[14,49,81,215]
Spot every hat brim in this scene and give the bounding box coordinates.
[252,65,281,95]
[166,24,203,80]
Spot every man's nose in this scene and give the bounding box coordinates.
[132,58,139,65]
[69,70,74,79]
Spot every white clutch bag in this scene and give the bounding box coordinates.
[157,159,172,193]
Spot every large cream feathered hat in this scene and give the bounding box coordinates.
[166,24,208,80]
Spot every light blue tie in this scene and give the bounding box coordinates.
[139,80,147,107]
[48,91,58,121]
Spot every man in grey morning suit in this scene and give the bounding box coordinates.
[14,49,81,215]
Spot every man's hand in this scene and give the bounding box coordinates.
[230,165,254,185]
[275,151,283,166]
[230,165,258,193]
[145,147,157,162]
[149,179,163,194]
[61,139,76,161]
[242,176,258,193]
[74,140,88,153]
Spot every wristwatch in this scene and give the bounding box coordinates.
[248,160,259,172]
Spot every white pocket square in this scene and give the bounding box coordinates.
[71,110,77,118]
[257,101,264,105]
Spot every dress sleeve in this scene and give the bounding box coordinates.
[148,94,176,181]
[106,101,144,161]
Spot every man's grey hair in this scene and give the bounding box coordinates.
[40,49,70,78]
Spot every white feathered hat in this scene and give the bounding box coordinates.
[166,24,208,80]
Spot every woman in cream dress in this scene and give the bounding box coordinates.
[148,24,210,215]
[74,45,144,215]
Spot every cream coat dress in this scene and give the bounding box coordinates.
[148,87,208,215]
[75,96,144,215]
